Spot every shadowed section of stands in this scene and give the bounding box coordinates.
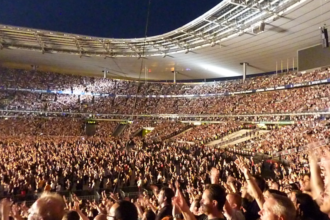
[113,123,128,137]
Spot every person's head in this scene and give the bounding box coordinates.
[192,199,201,213]
[259,193,296,220]
[108,201,138,220]
[142,210,156,220]
[264,189,287,199]
[157,187,174,206]
[295,192,324,220]
[300,174,311,192]
[161,217,173,220]
[271,181,280,191]
[63,211,80,220]
[201,184,226,215]
[225,193,241,210]
[28,192,65,220]
[94,214,107,220]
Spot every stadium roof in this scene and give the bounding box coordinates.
[0,0,329,81]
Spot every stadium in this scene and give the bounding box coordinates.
[0,0,330,220]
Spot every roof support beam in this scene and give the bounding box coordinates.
[165,39,186,50]
[127,43,141,55]
[0,38,3,50]
[229,1,265,11]
[182,31,209,43]
[74,38,83,57]
[149,42,167,51]
[101,40,115,58]
[34,33,45,53]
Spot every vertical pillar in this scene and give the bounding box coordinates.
[243,62,247,82]
[276,61,278,74]
[293,57,295,71]
[103,70,107,79]
[173,71,176,84]
[145,65,147,83]
[287,58,289,73]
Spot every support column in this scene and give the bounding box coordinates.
[242,62,248,82]
[292,57,295,71]
[144,65,147,83]
[276,61,278,74]
[173,71,176,84]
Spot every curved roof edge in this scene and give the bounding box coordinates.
[0,0,305,58]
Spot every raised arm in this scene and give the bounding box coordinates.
[172,182,197,220]
[0,199,11,220]
[210,167,220,185]
[309,152,324,200]
[238,161,265,209]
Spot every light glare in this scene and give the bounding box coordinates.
[200,64,240,77]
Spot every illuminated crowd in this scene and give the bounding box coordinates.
[0,67,330,220]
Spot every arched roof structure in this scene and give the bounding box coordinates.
[0,0,329,80]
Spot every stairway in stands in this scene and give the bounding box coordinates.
[206,129,270,148]
[113,123,128,137]
[164,124,195,141]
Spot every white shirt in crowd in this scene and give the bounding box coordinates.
[224,209,245,220]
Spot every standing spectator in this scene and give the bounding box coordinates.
[258,193,296,220]
[155,187,175,220]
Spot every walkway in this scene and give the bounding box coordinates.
[206,129,251,146]
[218,130,270,149]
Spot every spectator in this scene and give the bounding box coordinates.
[258,193,296,220]
[200,184,226,220]
[108,201,138,220]
[224,193,245,220]
[156,188,175,220]
[28,192,66,220]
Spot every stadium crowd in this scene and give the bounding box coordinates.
[1,133,330,220]
[1,82,330,116]
[0,116,329,220]
[1,67,330,220]
[1,67,330,95]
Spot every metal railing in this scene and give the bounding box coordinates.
[1,109,329,119]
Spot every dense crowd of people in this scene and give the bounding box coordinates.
[0,67,330,117]
[1,132,330,220]
[1,67,330,220]
[2,81,330,116]
[1,67,329,95]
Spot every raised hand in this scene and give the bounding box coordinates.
[175,180,180,189]
[73,200,80,211]
[227,176,236,184]
[150,184,159,196]
[11,203,21,218]
[210,167,220,184]
[110,193,119,201]
[235,159,249,175]
[172,195,189,212]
